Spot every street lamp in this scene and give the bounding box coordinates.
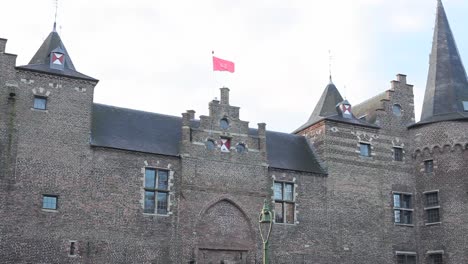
[259,199,273,264]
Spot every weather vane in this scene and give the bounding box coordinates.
[53,0,59,31]
[328,50,333,83]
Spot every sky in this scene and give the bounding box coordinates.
[1,0,468,133]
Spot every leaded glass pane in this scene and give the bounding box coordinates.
[425,160,434,173]
[426,192,438,207]
[394,194,401,208]
[42,196,57,210]
[34,97,47,110]
[285,203,294,224]
[397,255,405,264]
[402,194,411,209]
[430,254,443,264]
[427,208,440,223]
[144,191,155,213]
[394,147,403,161]
[402,210,412,224]
[407,255,416,264]
[274,183,283,200]
[158,170,169,190]
[145,169,156,188]
[394,210,401,223]
[360,143,370,157]
[284,184,293,201]
[275,202,283,223]
[157,192,168,214]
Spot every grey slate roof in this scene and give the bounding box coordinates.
[293,81,379,133]
[419,0,468,124]
[91,104,326,174]
[16,29,97,81]
[352,91,388,124]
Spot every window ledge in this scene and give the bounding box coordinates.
[41,209,58,213]
[394,223,414,227]
[274,222,297,226]
[425,222,441,226]
[143,213,170,217]
[424,206,440,210]
[31,108,48,113]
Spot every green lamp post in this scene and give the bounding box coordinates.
[259,199,273,264]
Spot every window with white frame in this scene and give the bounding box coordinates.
[393,192,413,225]
[396,252,416,264]
[424,191,440,224]
[274,181,295,224]
[144,168,169,214]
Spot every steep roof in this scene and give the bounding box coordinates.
[294,81,379,133]
[91,104,326,174]
[418,0,468,124]
[352,91,388,124]
[16,27,97,81]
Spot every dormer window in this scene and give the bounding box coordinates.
[33,96,47,110]
[338,100,352,119]
[49,47,66,70]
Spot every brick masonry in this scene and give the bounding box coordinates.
[0,36,467,264]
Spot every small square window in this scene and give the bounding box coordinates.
[42,195,58,210]
[394,147,403,161]
[360,143,371,157]
[425,160,434,173]
[425,192,439,207]
[34,96,47,110]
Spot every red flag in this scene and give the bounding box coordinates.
[213,56,235,73]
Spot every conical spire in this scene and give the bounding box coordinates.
[307,81,343,124]
[420,0,468,122]
[17,27,97,81]
[28,30,76,70]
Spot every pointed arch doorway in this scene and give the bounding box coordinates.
[195,199,256,264]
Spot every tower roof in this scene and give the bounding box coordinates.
[419,0,468,124]
[293,81,378,133]
[16,28,97,81]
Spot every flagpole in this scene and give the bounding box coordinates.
[212,50,217,101]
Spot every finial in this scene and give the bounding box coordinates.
[53,0,58,32]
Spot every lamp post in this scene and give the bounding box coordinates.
[259,199,273,264]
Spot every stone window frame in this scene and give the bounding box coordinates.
[142,165,174,216]
[426,250,444,264]
[273,180,296,225]
[395,251,417,264]
[423,190,441,225]
[31,87,51,112]
[392,191,414,226]
[359,142,372,157]
[68,240,78,257]
[393,146,404,162]
[424,159,434,173]
[42,194,58,211]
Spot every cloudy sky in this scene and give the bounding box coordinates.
[2,0,468,132]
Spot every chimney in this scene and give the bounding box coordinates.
[396,74,407,84]
[258,123,266,152]
[220,87,230,105]
[0,38,7,53]
[187,110,195,120]
[181,112,191,142]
